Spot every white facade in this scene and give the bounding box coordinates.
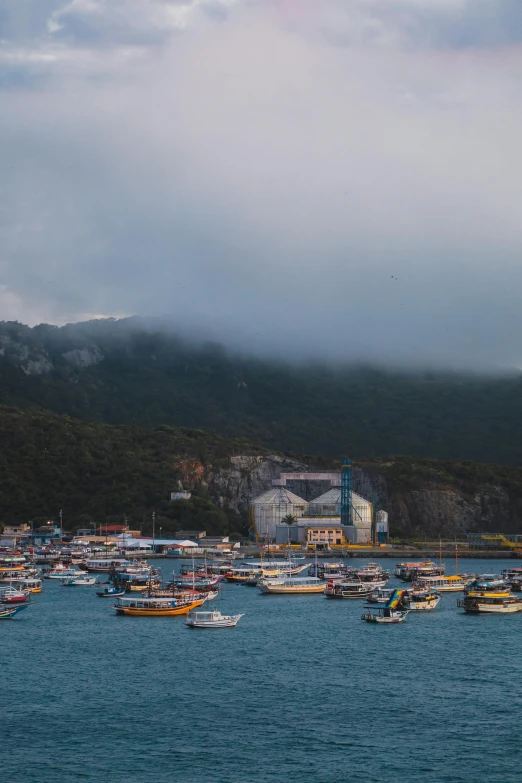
[308,488,372,527]
[251,487,309,541]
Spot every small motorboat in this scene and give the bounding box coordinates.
[185,610,244,628]
[0,603,28,619]
[96,586,126,598]
[62,576,98,586]
[361,607,409,624]
[0,586,30,604]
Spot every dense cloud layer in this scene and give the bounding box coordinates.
[1,0,522,367]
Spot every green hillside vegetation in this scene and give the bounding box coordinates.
[1,319,522,465]
[0,404,262,536]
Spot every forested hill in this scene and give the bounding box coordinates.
[2,404,522,538]
[1,317,522,465]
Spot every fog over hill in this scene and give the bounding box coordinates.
[1,317,522,466]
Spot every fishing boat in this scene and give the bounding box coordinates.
[401,587,441,611]
[96,586,126,598]
[0,603,28,619]
[0,586,30,604]
[257,576,325,594]
[62,576,98,586]
[458,589,522,614]
[325,579,379,599]
[361,607,409,624]
[362,589,408,622]
[114,595,206,616]
[185,610,244,628]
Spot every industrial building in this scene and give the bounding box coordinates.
[250,486,309,542]
[251,465,388,546]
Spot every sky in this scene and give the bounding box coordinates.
[1,0,522,368]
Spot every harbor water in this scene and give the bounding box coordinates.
[3,557,521,783]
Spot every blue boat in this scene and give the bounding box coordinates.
[96,587,126,598]
[0,603,28,619]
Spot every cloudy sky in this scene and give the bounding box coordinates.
[1,0,522,367]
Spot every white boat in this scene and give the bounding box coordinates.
[79,558,134,573]
[362,607,409,624]
[185,610,244,628]
[459,589,522,614]
[416,575,468,592]
[401,588,441,611]
[367,588,395,604]
[325,580,381,599]
[257,576,325,594]
[62,576,98,586]
[45,566,87,579]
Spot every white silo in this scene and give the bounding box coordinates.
[308,488,372,543]
[251,487,309,542]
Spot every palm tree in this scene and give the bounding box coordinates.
[281,514,297,525]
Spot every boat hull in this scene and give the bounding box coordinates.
[258,585,325,594]
[115,599,205,616]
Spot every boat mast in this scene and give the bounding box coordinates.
[439,537,443,576]
[455,537,459,576]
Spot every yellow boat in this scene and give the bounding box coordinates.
[114,596,205,616]
[416,574,468,592]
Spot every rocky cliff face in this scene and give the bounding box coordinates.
[189,455,522,537]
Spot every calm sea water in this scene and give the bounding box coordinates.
[2,557,521,783]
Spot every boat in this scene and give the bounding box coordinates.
[354,562,390,583]
[61,576,98,586]
[325,580,380,599]
[394,561,444,581]
[185,610,244,628]
[500,568,522,591]
[0,603,28,619]
[464,577,508,594]
[96,586,126,598]
[367,588,395,604]
[9,578,42,593]
[0,586,30,604]
[243,560,308,576]
[224,568,267,583]
[416,575,468,592]
[257,576,325,594]
[79,558,134,573]
[458,589,522,614]
[401,587,441,611]
[362,589,409,623]
[361,607,409,623]
[308,561,345,579]
[45,565,87,579]
[114,596,206,616]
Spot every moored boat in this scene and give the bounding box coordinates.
[114,596,205,616]
[257,576,325,594]
[62,576,98,586]
[458,589,522,614]
[401,587,441,611]
[416,575,468,592]
[96,586,126,598]
[0,586,30,604]
[361,607,408,623]
[0,603,28,619]
[325,580,380,599]
[185,610,244,628]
